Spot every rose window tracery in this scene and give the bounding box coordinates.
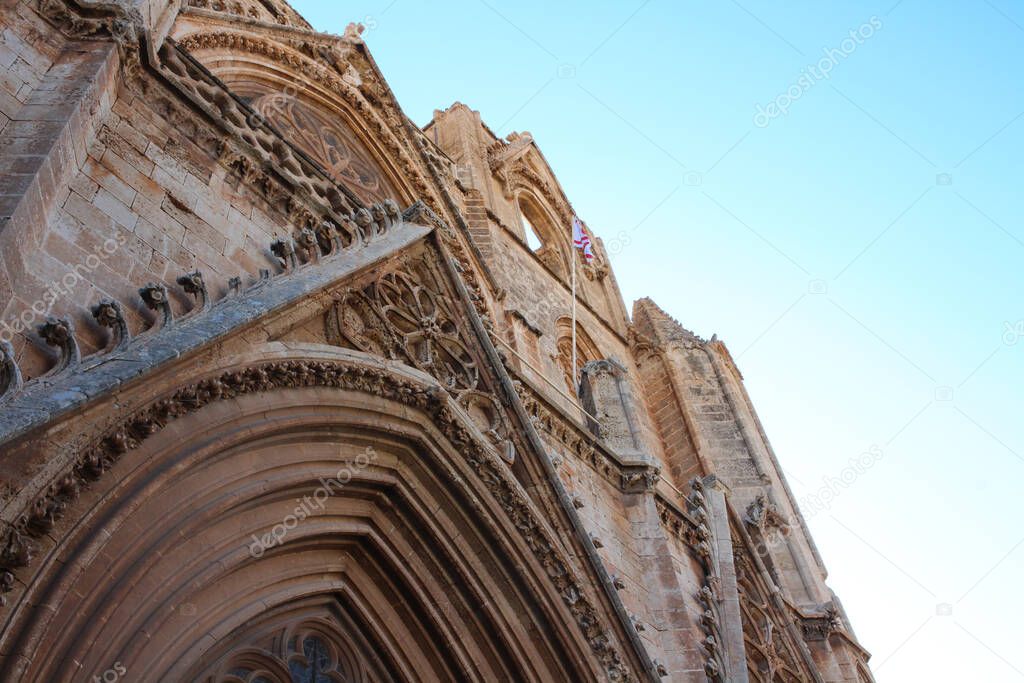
[376,271,478,392]
[326,256,515,461]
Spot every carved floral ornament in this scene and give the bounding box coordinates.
[186,0,313,29]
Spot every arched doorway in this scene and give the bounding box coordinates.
[0,347,608,682]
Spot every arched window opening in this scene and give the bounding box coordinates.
[521,212,544,251]
[516,194,567,278]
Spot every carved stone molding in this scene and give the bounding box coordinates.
[36,0,143,83]
[688,478,727,682]
[172,31,437,209]
[744,493,788,536]
[798,605,842,642]
[185,0,313,29]
[514,379,657,494]
[162,32,494,326]
[654,496,700,547]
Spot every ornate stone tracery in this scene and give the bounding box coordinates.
[323,253,518,462]
[247,91,397,206]
[193,605,382,683]
[733,540,818,683]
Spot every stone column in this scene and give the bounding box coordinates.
[703,476,749,683]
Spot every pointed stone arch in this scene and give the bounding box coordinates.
[0,344,638,682]
[170,29,425,209]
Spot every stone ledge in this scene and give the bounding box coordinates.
[0,220,430,446]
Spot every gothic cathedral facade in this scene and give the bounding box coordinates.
[0,1,873,680]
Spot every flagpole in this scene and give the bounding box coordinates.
[571,232,578,395]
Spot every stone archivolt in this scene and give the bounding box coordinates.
[0,355,599,679]
[166,24,497,324]
[173,29,436,211]
[0,349,635,680]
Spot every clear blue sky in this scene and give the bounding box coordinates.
[292,1,1024,679]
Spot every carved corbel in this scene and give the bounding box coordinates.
[0,340,23,403]
[370,204,388,237]
[177,271,210,313]
[315,220,342,256]
[140,282,173,329]
[270,237,299,272]
[619,465,660,492]
[91,299,130,352]
[354,208,374,243]
[294,227,320,264]
[338,215,360,247]
[745,493,789,537]
[383,198,402,229]
[37,317,80,376]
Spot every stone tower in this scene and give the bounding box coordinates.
[0,1,873,680]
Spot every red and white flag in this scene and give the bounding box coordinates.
[572,216,594,262]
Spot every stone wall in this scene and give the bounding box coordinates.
[0,32,297,378]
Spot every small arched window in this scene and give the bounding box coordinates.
[520,212,544,251]
[516,194,567,278]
